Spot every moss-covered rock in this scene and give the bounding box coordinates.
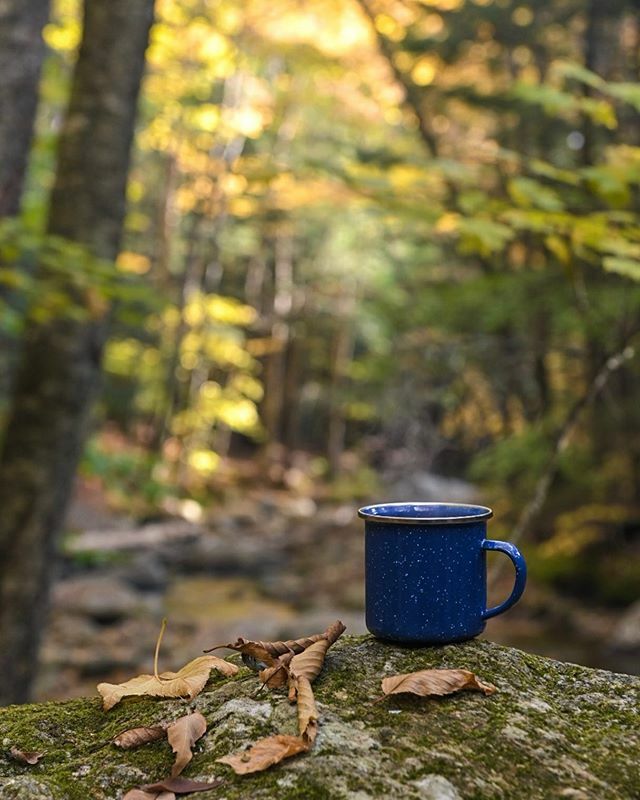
[0,637,638,799]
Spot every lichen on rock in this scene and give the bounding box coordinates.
[0,637,638,799]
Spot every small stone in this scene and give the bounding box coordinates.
[412,774,462,800]
[608,599,640,651]
[51,576,142,623]
[0,778,55,800]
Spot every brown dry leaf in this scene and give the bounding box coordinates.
[113,723,168,749]
[289,638,330,684]
[8,746,44,765]
[380,668,496,701]
[207,619,346,672]
[98,655,237,710]
[122,790,158,800]
[295,675,319,744]
[322,619,347,646]
[217,734,309,775]
[142,777,224,794]
[167,711,207,777]
[258,651,294,689]
[262,620,346,694]
[206,633,319,659]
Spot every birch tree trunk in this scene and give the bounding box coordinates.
[0,0,155,704]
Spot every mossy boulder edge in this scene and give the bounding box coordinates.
[0,637,638,799]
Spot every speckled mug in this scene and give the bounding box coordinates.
[358,502,527,644]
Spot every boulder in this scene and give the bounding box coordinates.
[0,638,638,799]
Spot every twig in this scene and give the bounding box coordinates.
[489,334,638,587]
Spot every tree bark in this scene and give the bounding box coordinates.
[0,0,50,400]
[0,0,50,217]
[0,0,154,704]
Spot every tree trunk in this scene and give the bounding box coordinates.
[0,0,50,400]
[0,0,50,217]
[0,0,154,704]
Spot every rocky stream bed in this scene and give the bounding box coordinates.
[36,489,639,701]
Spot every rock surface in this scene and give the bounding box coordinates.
[1,637,638,800]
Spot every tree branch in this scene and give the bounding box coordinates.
[489,331,639,586]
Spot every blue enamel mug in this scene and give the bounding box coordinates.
[358,502,527,644]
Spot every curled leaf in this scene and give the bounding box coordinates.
[380,668,496,701]
[261,620,346,694]
[207,620,346,672]
[322,619,347,646]
[167,711,207,777]
[287,621,345,700]
[289,639,330,683]
[141,777,224,794]
[258,652,294,689]
[113,724,168,749]
[217,734,309,775]
[97,655,237,710]
[8,746,44,765]
[295,675,318,744]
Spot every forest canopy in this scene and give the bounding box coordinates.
[2,0,640,510]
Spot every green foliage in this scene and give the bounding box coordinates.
[0,219,157,335]
[4,0,639,597]
[80,435,170,514]
[528,504,640,605]
[469,428,552,496]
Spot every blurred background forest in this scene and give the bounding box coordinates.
[1,0,640,705]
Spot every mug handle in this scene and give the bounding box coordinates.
[481,539,527,620]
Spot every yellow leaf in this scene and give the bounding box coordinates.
[97,655,237,710]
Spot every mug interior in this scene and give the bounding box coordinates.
[358,501,493,525]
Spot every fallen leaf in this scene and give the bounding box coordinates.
[113,724,168,749]
[261,620,346,693]
[167,711,207,777]
[142,777,224,793]
[380,669,496,701]
[289,638,330,683]
[295,675,318,744]
[322,619,347,646]
[122,791,175,800]
[98,655,237,710]
[217,734,308,775]
[8,746,44,765]
[258,651,294,689]
[287,621,346,700]
[206,633,319,659]
[207,619,346,672]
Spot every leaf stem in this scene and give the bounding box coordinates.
[154,618,168,681]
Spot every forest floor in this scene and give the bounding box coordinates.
[34,478,639,701]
